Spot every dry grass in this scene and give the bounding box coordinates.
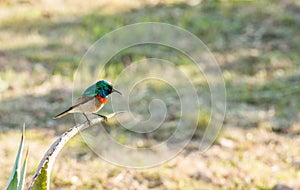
[0,0,299,189]
[1,125,299,189]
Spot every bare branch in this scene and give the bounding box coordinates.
[28,112,120,190]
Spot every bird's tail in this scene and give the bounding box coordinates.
[53,107,73,119]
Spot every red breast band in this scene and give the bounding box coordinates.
[96,93,107,104]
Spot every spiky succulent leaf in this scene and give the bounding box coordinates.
[6,124,25,190]
[31,162,48,190]
[18,148,29,190]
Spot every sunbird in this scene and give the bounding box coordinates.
[53,80,122,123]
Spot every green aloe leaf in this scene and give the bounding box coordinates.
[31,162,48,190]
[6,124,25,190]
[18,148,29,190]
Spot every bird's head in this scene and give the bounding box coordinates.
[96,80,122,98]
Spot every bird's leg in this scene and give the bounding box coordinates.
[92,113,108,122]
[82,113,91,126]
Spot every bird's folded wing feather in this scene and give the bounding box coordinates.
[72,95,94,107]
[83,83,99,97]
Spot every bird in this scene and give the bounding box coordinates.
[53,80,122,124]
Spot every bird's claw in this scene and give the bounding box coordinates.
[92,113,108,122]
[102,116,108,122]
[87,119,92,126]
[82,113,92,126]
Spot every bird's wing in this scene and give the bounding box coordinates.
[72,95,94,107]
[71,82,101,107]
[83,83,99,97]
[53,95,94,119]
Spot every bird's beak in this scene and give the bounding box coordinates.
[112,88,122,96]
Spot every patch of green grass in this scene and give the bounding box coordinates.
[256,184,273,190]
[197,109,210,130]
[1,0,300,189]
[227,71,300,122]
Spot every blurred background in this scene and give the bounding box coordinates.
[0,0,299,189]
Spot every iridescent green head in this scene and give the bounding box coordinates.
[83,80,122,98]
